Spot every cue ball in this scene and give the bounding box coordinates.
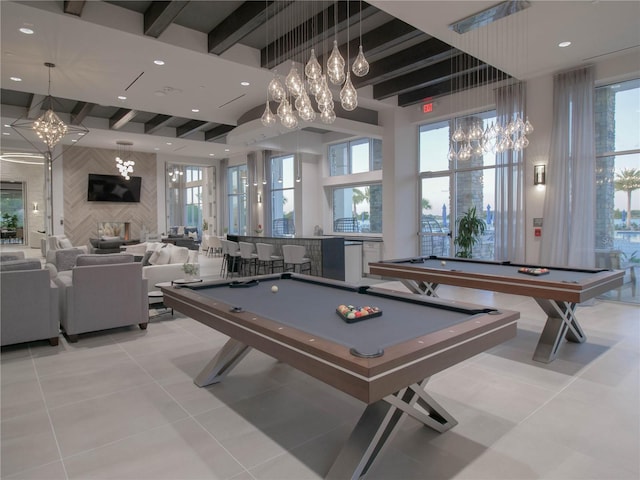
[271,285,279,293]
[441,260,446,266]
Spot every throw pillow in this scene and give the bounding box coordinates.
[169,246,189,264]
[141,250,154,266]
[75,254,134,266]
[177,226,185,235]
[59,237,73,249]
[153,248,171,265]
[146,242,162,252]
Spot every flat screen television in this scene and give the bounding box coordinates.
[87,174,142,202]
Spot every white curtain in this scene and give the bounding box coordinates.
[219,158,228,234]
[540,66,596,267]
[494,82,526,262]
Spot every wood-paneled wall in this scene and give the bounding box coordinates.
[62,146,158,247]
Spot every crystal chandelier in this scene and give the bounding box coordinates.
[115,141,135,180]
[261,1,369,130]
[32,63,68,148]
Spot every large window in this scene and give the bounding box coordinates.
[332,184,382,233]
[419,110,497,259]
[271,155,295,236]
[328,137,383,234]
[227,165,248,235]
[167,164,209,236]
[595,78,640,260]
[329,138,382,176]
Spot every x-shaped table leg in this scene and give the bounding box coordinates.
[533,298,585,363]
[400,279,439,297]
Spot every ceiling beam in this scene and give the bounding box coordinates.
[372,56,481,100]
[70,101,95,125]
[208,1,292,55]
[177,120,208,138]
[145,114,173,134]
[353,38,457,89]
[317,19,425,70]
[205,124,234,142]
[144,1,190,38]
[63,1,85,16]
[397,65,504,107]
[261,1,378,70]
[109,108,138,130]
[27,94,46,119]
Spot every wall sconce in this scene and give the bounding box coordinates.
[257,192,262,204]
[32,202,39,213]
[534,165,546,186]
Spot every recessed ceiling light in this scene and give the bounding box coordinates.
[166,142,173,145]
[2,132,10,136]
[154,60,165,66]
[3,124,10,128]
[240,81,250,86]
[224,148,230,152]
[191,108,200,113]
[558,41,572,48]
[209,153,215,156]
[154,147,160,151]
[71,139,77,142]
[19,27,34,35]
[10,77,22,82]
[118,95,127,100]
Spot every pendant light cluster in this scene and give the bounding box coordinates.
[115,141,135,180]
[448,115,534,161]
[261,1,369,129]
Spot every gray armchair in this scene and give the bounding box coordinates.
[1,258,59,346]
[54,254,148,342]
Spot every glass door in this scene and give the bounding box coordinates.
[419,176,451,256]
[0,181,25,245]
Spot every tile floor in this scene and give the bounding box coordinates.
[1,248,639,479]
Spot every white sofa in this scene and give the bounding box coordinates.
[122,242,198,292]
[45,234,88,264]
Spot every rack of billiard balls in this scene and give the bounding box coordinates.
[336,304,382,323]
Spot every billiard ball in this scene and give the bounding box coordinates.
[441,260,446,266]
[271,285,279,293]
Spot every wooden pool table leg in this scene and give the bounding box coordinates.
[533,299,585,363]
[400,279,440,297]
[194,338,251,387]
[326,379,457,480]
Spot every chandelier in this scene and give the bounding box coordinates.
[115,141,134,179]
[447,0,533,161]
[11,62,89,156]
[261,1,369,129]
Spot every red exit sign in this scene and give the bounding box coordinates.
[422,102,433,113]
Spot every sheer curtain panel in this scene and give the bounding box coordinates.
[494,82,526,262]
[540,66,596,267]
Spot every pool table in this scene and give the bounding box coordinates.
[369,256,624,363]
[162,272,518,480]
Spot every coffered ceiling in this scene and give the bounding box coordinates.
[1,1,638,160]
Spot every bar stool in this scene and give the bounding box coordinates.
[282,245,312,275]
[220,239,241,278]
[256,242,284,274]
[238,241,258,276]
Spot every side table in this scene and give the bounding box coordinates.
[148,290,173,318]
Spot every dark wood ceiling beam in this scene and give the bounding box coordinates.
[261,1,377,70]
[27,94,46,119]
[145,114,173,134]
[353,38,458,89]
[205,124,234,142]
[109,108,138,130]
[63,1,85,16]
[70,101,95,125]
[144,1,190,38]
[177,120,208,138]
[317,19,425,71]
[208,1,292,55]
[397,65,504,107]
[372,56,481,100]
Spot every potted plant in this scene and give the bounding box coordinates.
[182,262,200,281]
[202,219,209,232]
[255,224,263,235]
[454,206,486,258]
